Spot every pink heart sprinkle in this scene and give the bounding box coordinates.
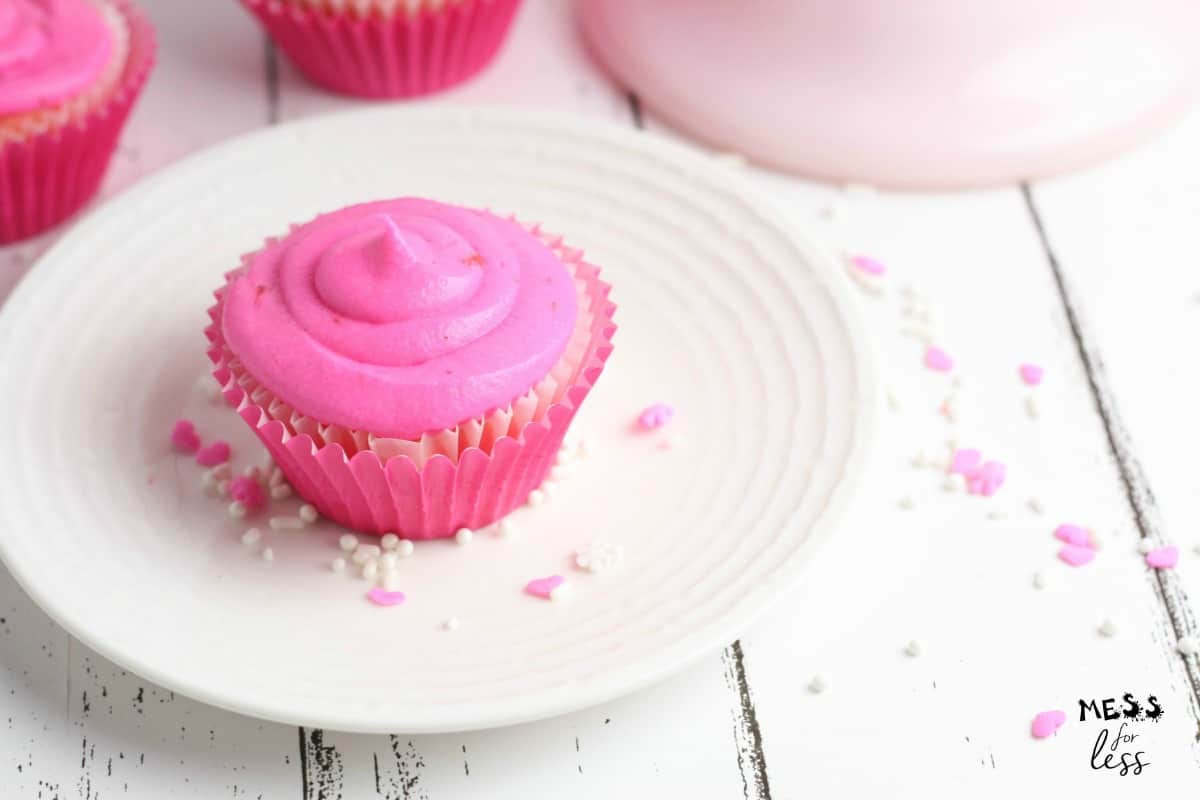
[949,448,981,475]
[1145,545,1179,569]
[1019,363,1045,386]
[637,403,675,431]
[229,476,266,510]
[924,346,954,372]
[366,588,406,607]
[525,575,565,599]
[849,254,886,276]
[966,460,1006,497]
[1053,524,1091,547]
[170,419,201,453]
[1058,543,1095,567]
[195,441,232,467]
[1031,709,1066,739]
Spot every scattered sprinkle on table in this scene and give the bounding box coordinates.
[454,527,473,546]
[527,489,546,507]
[1032,571,1046,590]
[261,547,274,562]
[1019,363,1045,386]
[195,441,232,467]
[229,476,265,511]
[904,640,921,658]
[1027,497,1044,514]
[924,345,954,372]
[240,528,262,546]
[525,575,567,600]
[228,501,247,519]
[1053,524,1091,547]
[269,515,304,531]
[298,504,318,524]
[443,617,460,631]
[1058,543,1095,567]
[170,419,201,453]
[396,539,414,558]
[1031,710,1065,739]
[898,496,915,510]
[848,254,886,276]
[1145,545,1179,569]
[1136,539,1157,555]
[380,533,399,550]
[330,557,346,573]
[1098,619,1117,638]
[339,534,358,552]
[637,403,675,431]
[366,588,406,607]
[1178,636,1199,656]
[1024,395,1039,420]
[575,542,624,573]
[807,676,826,694]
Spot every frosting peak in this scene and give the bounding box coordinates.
[0,0,114,116]
[222,199,579,438]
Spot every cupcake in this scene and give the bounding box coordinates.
[207,198,615,538]
[0,0,155,244]
[241,0,521,99]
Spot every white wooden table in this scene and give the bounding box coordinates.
[3,2,1199,796]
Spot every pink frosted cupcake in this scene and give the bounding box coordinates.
[207,198,615,539]
[0,0,155,243]
[241,0,521,99]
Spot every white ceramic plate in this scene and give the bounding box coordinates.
[0,106,874,733]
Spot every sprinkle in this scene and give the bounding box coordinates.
[216,480,231,498]
[1098,619,1117,638]
[229,476,266,511]
[268,466,285,485]
[361,560,378,581]
[261,547,274,562]
[196,441,232,467]
[352,544,381,565]
[1025,395,1039,420]
[454,527,473,546]
[298,504,318,524]
[526,489,546,507]
[269,516,304,530]
[269,483,292,500]
[525,574,566,600]
[904,640,921,657]
[366,587,405,607]
[655,437,676,451]
[1032,571,1046,590]
[443,617,460,631]
[396,539,414,558]
[210,463,232,480]
[379,569,402,592]
[330,557,346,573]
[1058,543,1095,567]
[380,533,399,550]
[1053,524,1091,547]
[948,448,981,475]
[170,420,201,453]
[228,501,247,519]
[575,542,624,573]
[942,473,966,493]
[1031,710,1066,739]
[1178,636,1199,656]
[243,466,262,481]
[379,552,398,570]
[637,403,675,431]
[910,451,928,469]
[240,528,262,546]
[549,464,572,482]
[1136,539,1157,555]
[1145,545,1179,569]
[986,509,1007,520]
[807,676,826,694]
[495,519,515,538]
[924,346,954,372]
[897,496,915,510]
[338,534,358,552]
[848,254,886,276]
[885,386,901,411]
[1019,363,1045,386]
[541,480,558,498]
[1027,497,1044,514]
[938,398,957,423]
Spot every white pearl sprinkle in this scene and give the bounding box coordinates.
[268,467,285,486]
[298,504,318,524]
[352,544,381,565]
[380,533,399,550]
[526,489,546,507]
[1177,635,1199,656]
[807,676,827,694]
[574,542,624,573]
[216,480,231,498]
[942,473,967,493]
[261,547,274,562]
[397,539,414,558]
[541,480,558,497]
[240,528,262,546]
[1032,571,1046,590]
[211,463,232,480]
[269,515,304,530]
[1137,539,1157,555]
[987,509,1008,521]
[380,569,401,592]
[885,386,901,412]
[897,496,915,510]
[495,519,515,538]
[338,534,359,552]
[269,483,292,500]
[228,501,247,519]
[454,528,473,546]
[361,560,378,581]
[910,451,928,469]
[1098,619,1117,638]
[1027,497,1044,514]
[243,465,262,481]
[904,640,921,657]
[330,557,346,573]
[379,552,398,570]
[442,617,460,631]
[1025,394,1039,420]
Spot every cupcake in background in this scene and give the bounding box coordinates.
[207,198,615,539]
[241,0,521,99]
[0,0,156,244]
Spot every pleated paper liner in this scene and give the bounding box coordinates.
[241,0,521,99]
[0,0,156,244]
[207,223,616,539]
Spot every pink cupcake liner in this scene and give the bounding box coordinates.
[206,223,616,539]
[242,0,521,99]
[0,0,156,245]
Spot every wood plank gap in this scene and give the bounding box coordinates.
[723,641,772,800]
[297,726,310,800]
[1021,182,1200,734]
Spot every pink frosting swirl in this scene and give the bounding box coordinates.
[0,0,114,116]
[221,199,579,439]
